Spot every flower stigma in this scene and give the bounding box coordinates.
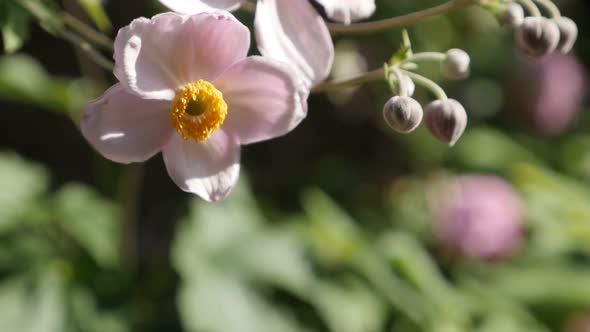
[170,80,227,142]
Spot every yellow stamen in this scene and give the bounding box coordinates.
[170,80,227,142]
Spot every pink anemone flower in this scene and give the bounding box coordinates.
[159,0,375,88]
[81,12,306,202]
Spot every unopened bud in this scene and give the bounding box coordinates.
[392,73,416,97]
[515,17,560,58]
[554,17,578,53]
[383,96,423,133]
[424,99,467,146]
[497,3,524,28]
[442,49,470,80]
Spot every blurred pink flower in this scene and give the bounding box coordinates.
[81,12,306,202]
[159,0,375,88]
[434,175,524,261]
[532,54,586,135]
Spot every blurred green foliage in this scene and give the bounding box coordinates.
[0,0,589,331]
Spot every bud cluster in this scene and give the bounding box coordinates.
[382,45,470,146]
[493,2,578,58]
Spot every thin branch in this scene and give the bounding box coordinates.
[62,12,114,51]
[328,0,474,36]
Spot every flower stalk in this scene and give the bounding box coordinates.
[531,0,561,18]
[516,0,542,16]
[401,70,448,100]
[328,0,474,36]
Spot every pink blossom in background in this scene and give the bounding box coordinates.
[81,12,306,202]
[532,54,586,135]
[434,175,524,261]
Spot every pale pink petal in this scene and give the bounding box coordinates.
[159,0,242,14]
[254,0,334,88]
[163,130,240,202]
[315,0,375,24]
[81,84,173,164]
[114,12,250,100]
[214,56,307,145]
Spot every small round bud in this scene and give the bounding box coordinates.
[497,3,524,28]
[383,96,423,133]
[424,99,467,146]
[392,73,416,97]
[554,17,578,53]
[442,49,470,80]
[515,17,560,58]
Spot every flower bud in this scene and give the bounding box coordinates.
[515,17,560,58]
[391,73,416,97]
[554,17,578,53]
[497,3,524,28]
[383,96,423,133]
[442,49,470,80]
[424,99,467,146]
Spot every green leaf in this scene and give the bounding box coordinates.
[0,2,31,53]
[178,266,308,332]
[0,266,67,332]
[300,189,363,266]
[0,151,49,231]
[450,127,538,172]
[54,183,120,267]
[310,279,387,332]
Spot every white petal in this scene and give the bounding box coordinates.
[254,0,334,88]
[81,84,173,164]
[214,56,307,145]
[163,130,240,202]
[315,0,376,24]
[114,12,249,100]
[159,0,242,14]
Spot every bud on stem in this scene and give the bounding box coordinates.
[383,96,423,133]
[424,99,467,146]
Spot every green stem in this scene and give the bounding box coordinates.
[531,0,561,18]
[118,164,144,266]
[401,70,448,100]
[15,0,114,71]
[516,0,542,16]
[406,52,447,63]
[311,68,384,93]
[62,12,114,51]
[328,0,474,36]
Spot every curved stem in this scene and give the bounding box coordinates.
[531,0,561,18]
[401,70,447,100]
[311,68,384,93]
[328,0,474,36]
[516,0,542,16]
[391,68,408,96]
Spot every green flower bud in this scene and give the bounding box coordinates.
[383,96,423,133]
[424,99,467,146]
[515,17,560,58]
[442,49,470,80]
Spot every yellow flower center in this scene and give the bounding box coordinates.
[169,80,227,142]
